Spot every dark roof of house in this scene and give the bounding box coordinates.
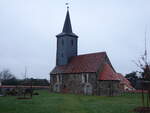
[50,52,106,74]
[98,63,119,81]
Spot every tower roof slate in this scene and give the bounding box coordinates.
[56,10,78,38]
[62,10,72,33]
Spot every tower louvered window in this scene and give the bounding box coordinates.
[71,40,73,46]
[62,39,64,46]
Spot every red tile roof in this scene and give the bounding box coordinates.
[116,73,133,89]
[98,63,119,81]
[50,52,106,74]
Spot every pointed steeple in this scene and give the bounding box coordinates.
[55,8,78,66]
[62,10,72,33]
[56,9,78,38]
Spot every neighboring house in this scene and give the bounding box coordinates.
[50,9,128,96]
[116,73,134,91]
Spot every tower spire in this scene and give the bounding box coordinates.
[62,9,72,33]
[56,4,78,38]
[56,6,78,66]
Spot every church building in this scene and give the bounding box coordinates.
[50,9,128,96]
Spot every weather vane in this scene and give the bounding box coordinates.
[65,2,70,10]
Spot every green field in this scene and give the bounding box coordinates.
[0,90,141,113]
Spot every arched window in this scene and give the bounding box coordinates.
[82,74,88,83]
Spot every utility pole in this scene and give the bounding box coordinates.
[24,66,27,80]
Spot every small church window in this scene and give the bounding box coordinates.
[84,75,87,83]
[57,75,62,83]
[82,74,85,83]
[82,74,88,83]
[59,75,62,84]
[71,40,73,46]
[57,75,59,82]
[62,39,64,46]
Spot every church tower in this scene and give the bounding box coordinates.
[56,9,78,66]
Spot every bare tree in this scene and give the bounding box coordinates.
[134,29,150,112]
[0,69,15,82]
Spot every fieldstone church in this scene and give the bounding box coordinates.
[50,9,132,96]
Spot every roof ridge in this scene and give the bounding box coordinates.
[77,51,106,57]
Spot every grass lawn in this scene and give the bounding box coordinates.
[0,90,141,113]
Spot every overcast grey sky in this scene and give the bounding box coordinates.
[0,0,150,79]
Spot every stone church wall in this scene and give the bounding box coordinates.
[97,80,120,96]
[50,73,121,96]
[61,73,83,94]
[50,73,97,95]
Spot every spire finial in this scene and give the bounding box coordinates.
[56,2,78,38]
[65,2,69,10]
